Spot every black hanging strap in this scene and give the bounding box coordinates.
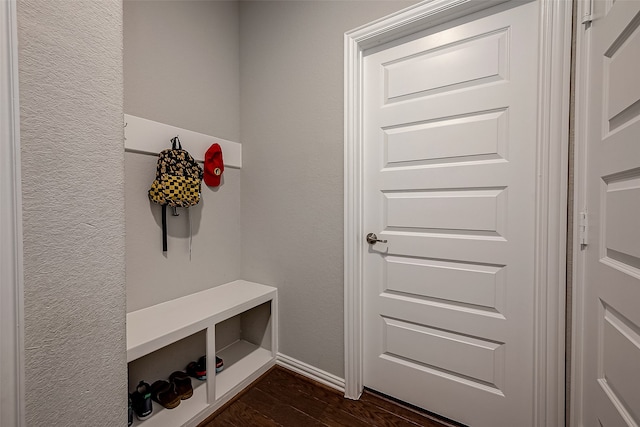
[162,204,168,252]
[171,136,182,150]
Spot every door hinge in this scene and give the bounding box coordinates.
[582,0,594,24]
[579,211,589,247]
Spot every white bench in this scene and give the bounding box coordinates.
[127,280,278,427]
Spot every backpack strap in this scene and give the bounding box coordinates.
[162,204,168,252]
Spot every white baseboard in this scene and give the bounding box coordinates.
[276,353,345,394]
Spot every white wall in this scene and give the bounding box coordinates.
[239,0,418,378]
[17,0,125,425]
[124,0,242,311]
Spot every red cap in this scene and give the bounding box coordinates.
[203,143,224,187]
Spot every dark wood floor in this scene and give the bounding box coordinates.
[199,366,461,427]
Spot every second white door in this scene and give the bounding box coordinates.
[575,0,640,425]
[363,2,541,426]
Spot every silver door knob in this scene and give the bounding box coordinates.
[366,233,387,245]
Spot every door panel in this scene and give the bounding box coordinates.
[382,317,505,389]
[384,28,508,100]
[384,256,506,311]
[605,176,640,262]
[363,3,539,426]
[384,188,507,234]
[602,309,640,422]
[578,0,640,425]
[383,109,508,166]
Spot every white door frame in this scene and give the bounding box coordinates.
[1,0,25,425]
[344,1,572,425]
[570,3,588,424]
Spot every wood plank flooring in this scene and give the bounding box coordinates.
[199,366,462,427]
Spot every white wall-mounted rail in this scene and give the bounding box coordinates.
[124,114,242,168]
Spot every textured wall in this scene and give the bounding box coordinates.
[17,0,126,425]
[239,0,418,378]
[124,0,242,311]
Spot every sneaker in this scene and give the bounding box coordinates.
[186,359,206,381]
[128,394,133,426]
[186,355,224,379]
[131,381,153,420]
[196,355,224,374]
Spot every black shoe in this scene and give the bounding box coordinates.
[186,357,206,380]
[128,394,133,426]
[131,381,153,420]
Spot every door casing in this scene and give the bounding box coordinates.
[344,1,572,425]
[570,3,590,424]
[0,0,25,426]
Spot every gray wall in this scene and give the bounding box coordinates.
[124,0,240,141]
[14,4,423,424]
[17,0,126,425]
[239,0,418,378]
[124,0,242,311]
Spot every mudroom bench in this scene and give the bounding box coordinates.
[127,280,278,427]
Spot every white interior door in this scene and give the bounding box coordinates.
[362,2,541,426]
[575,1,640,425]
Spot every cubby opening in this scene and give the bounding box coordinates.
[214,300,272,399]
[128,331,208,426]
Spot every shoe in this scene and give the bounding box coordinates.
[169,371,193,400]
[196,355,224,374]
[128,394,133,426]
[186,358,206,380]
[131,381,153,420]
[151,380,181,409]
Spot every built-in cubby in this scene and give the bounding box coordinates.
[127,280,278,427]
